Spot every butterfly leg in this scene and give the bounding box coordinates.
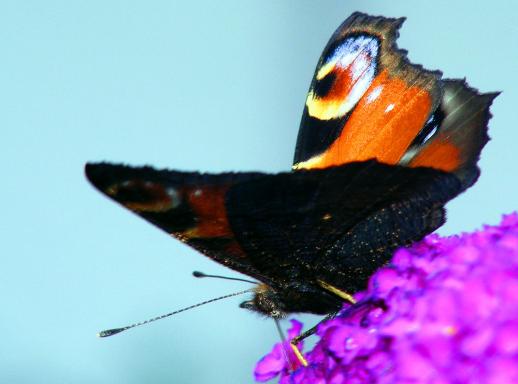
[289,311,338,367]
[317,279,357,304]
[289,281,356,366]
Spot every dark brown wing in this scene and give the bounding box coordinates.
[225,161,461,295]
[86,161,461,296]
[85,163,271,283]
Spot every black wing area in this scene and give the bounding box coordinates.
[86,161,461,293]
[226,161,461,292]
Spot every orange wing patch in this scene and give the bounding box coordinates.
[183,185,232,238]
[293,13,442,171]
[405,80,497,188]
[409,141,461,172]
[179,185,248,259]
[295,70,434,169]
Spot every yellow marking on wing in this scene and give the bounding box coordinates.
[292,153,325,170]
[316,60,336,80]
[306,90,353,120]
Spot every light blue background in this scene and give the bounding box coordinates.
[1,1,516,383]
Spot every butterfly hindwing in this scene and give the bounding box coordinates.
[405,80,499,189]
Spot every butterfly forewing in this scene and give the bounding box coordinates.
[85,163,269,282]
[293,12,442,170]
[292,12,496,194]
[86,160,462,312]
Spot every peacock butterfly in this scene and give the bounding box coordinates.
[86,12,497,340]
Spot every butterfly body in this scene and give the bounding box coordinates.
[86,13,497,318]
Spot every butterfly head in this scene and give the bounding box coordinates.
[239,284,288,319]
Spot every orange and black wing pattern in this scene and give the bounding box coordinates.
[293,12,497,191]
[85,164,270,283]
[86,13,497,317]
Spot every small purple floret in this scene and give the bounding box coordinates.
[254,319,305,383]
[255,213,518,383]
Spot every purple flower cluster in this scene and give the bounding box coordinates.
[255,213,518,383]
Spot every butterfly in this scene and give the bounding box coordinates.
[86,12,496,348]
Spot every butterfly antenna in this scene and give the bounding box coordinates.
[192,270,258,284]
[97,288,254,338]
